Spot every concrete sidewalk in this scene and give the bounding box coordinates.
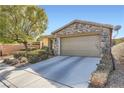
[0,59,69,88]
[1,69,69,88]
[0,81,8,88]
[0,62,15,77]
[0,60,15,88]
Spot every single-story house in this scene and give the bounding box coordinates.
[41,19,114,57]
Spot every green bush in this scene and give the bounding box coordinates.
[13,49,49,64]
[13,51,27,59]
[27,50,48,63]
[42,46,49,52]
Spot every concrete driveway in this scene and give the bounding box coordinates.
[0,56,100,88]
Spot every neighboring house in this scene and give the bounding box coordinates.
[41,19,114,57]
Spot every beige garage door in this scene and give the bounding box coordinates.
[61,35,100,57]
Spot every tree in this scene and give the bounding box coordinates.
[0,5,48,50]
[0,13,15,43]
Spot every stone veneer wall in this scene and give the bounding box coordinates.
[53,22,112,57]
[89,29,113,87]
[53,22,113,87]
[53,38,60,55]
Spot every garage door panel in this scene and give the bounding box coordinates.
[61,50,99,56]
[62,44,98,49]
[61,36,100,57]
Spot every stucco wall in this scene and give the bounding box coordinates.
[42,38,49,47]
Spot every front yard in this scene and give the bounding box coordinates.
[2,47,53,68]
[1,42,124,88]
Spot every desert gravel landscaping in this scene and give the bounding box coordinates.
[105,42,124,88]
[106,63,124,88]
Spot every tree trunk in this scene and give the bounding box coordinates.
[23,42,29,57]
[23,42,28,51]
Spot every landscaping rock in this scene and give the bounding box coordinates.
[89,53,114,87]
[3,58,20,65]
[90,71,109,87]
[3,59,11,64]
[19,57,28,63]
[3,57,28,67]
[10,59,20,66]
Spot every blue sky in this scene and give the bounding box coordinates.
[40,5,124,38]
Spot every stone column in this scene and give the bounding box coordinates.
[57,37,60,55]
[89,30,113,87]
[53,37,60,56]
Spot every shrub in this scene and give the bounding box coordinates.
[27,50,48,63]
[13,51,26,59]
[42,46,49,52]
[13,49,49,64]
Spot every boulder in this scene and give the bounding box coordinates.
[19,57,28,63]
[90,71,109,87]
[10,59,20,65]
[3,59,11,64]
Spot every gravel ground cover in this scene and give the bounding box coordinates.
[106,63,124,88]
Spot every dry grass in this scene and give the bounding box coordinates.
[112,42,124,63]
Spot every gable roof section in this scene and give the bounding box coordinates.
[52,19,114,35]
